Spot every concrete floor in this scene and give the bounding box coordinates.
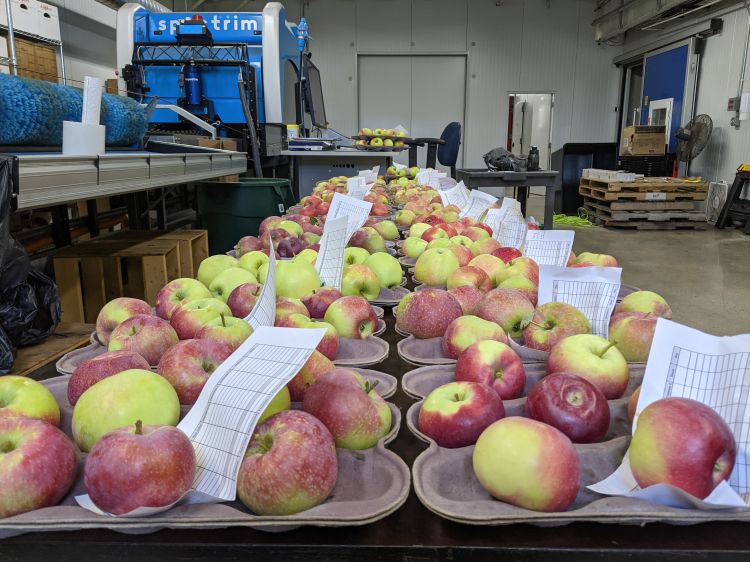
[526,196,750,336]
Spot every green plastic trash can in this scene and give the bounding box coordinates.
[197,178,294,254]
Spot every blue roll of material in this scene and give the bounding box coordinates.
[0,74,147,147]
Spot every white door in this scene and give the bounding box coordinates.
[648,97,674,146]
[358,55,466,168]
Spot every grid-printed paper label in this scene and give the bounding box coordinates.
[523,230,575,267]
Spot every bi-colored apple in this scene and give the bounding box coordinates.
[454,340,526,400]
[615,290,672,319]
[608,312,657,362]
[442,315,509,359]
[170,297,232,340]
[155,278,212,320]
[476,288,534,339]
[397,289,463,338]
[68,350,150,406]
[95,297,152,345]
[522,302,591,352]
[324,296,378,339]
[108,314,178,365]
[0,376,60,426]
[157,338,233,405]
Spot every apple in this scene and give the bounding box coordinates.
[448,285,485,315]
[418,381,505,448]
[107,314,178,365]
[157,338,233,405]
[226,283,262,318]
[277,313,339,360]
[370,137,384,147]
[235,235,262,257]
[608,312,657,362]
[615,290,672,319]
[522,302,591,352]
[442,315,509,359]
[474,223,493,237]
[196,254,239,287]
[464,226,490,242]
[342,264,381,301]
[155,278,212,321]
[68,350,150,406]
[629,397,736,499]
[470,238,502,257]
[403,237,428,259]
[259,386,291,423]
[574,252,618,267]
[238,250,269,278]
[495,256,539,286]
[264,228,290,251]
[276,220,304,238]
[476,288,534,339]
[526,373,610,443]
[421,226,449,243]
[409,223,432,239]
[567,251,576,266]
[0,418,77,518]
[498,275,538,306]
[196,314,252,351]
[344,246,370,266]
[395,209,416,228]
[324,296,378,339]
[302,287,343,319]
[414,248,460,286]
[287,350,335,401]
[454,340,525,400]
[275,297,309,324]
[364,252,403,289]
[473,417,580,512]
[0,376,60,426]
[446,265,493,292]
[275,260,321,299]
[258,216,282,235]
[72,369,180,452]
[628,385,641,422]
[237,410,337,515]
[170,297,232,340]
[468,254,506,285]
[450,235,472,248]
[449,244,474,267]
[491,247,523,264]
[303,368,391,450]
[373,220,399,241]
[547,334,629,399]
[277,237,308,258]
[397,289,463,338]
[293,248,318,265]
[427,239,453,250]
[209,267,258,302]
[84,421,196,515]
[95,297,152,346]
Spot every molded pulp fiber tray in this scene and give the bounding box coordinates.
[0,374,409,538]
[57,333,391,376]
[370,286,410,307]
[403,365,750,526]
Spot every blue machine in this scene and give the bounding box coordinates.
[116,2,304,149]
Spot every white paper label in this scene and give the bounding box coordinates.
[523,230,575,267]
[493,197,527,249]
[459,190,498,221]
[438,180,471,209]
[315,215,349,289]
[645,192,667,201]
[82,76,103,125]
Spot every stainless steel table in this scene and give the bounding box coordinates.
[456,169,559,229]
[281,149,399,198]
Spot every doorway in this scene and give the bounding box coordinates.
[357,55,466,168]
[507,93,554,169]
[621,63,644,130]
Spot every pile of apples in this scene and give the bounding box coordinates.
[354,127,407,149]
[386,165,421,179]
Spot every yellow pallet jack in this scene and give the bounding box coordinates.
[716,164,750,234]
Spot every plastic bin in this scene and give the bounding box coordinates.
[197,178,294,254]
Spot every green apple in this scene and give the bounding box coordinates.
[383,138,394,147]
[397,169,407,177]
[344,247,370,265]
[364,252,403,289]
[397,177,410,187]
[403,237,428,259]
[387,166,398,176]
[72,369,180,452]
[275,220,303,238]
[275,260,321,299]
[414,247,460,286]
[209,267,258,302]
[238,251,269,278]
[370,138,384,147]
[615,290,672,319]
[409,166,420,177]
[342,264,381,301]
[293,248,318,264]
[373,220,399,241]
[196,254,239,287]
[0,375,60,426]
[373,128,385,136]
[258,386,291,423]
[451,235,473,248]
[427,239,453,250]
[361,227,387,254]
[361,127,373,136]
[409,223,431,239]
[395,209,416,228]
[196,313,253,351]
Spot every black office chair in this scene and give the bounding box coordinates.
[407,122,462,178]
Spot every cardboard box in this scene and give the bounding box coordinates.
[0,0,40,37]
[198,138,239,151]
[105,78,120,94]
[14,36,57,81]
[36,1,59,42]
[621,125,666,156]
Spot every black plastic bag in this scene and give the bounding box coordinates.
[483,147,528,172]
[0,324,15,375]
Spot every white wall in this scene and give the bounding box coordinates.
[620,3,750,187]
[301,0,620,167]
[58,13,117,85]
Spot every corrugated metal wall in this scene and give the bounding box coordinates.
[301,0,620,167]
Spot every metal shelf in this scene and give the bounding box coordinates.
[11,149,247,210]
[0,23,61,46]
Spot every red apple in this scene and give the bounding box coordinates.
[474,223,493,237]
[226,283,262,318]
[476,287,535,339]
[274,297,310,325]
[157,339,234,405]
[108,314,178,365]
[629,397,736,499]
[258,216,282,236]
[396,289,463,339]
[0,376,60,426]
[0,418,77,518]
[448,285,485,315]
[491,247,523,264]
[468,254,506,285]
[526,373,610,443]
[454,340,526,400]
[237,410,337,515]
[418,381,505,448]
[447,266,493,292]
[442,315,509,359]
[303,368,391,450]
[287,350,335,401]
[84,421,196,515]
[69,350,150,406]
[449,243,474,267]
[522,302,591,352]
[470,238,502,257]
[302,287,343,319]
[235,235,263,257]
[323,296,378,339]
[95,297,152,345]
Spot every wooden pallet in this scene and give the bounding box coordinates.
[579,184,707,202]
[589,217,707,230]
[584,200,706,222]
[579,176,708,193]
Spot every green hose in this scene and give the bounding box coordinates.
[551,209,598,228]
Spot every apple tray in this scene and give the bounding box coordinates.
[57,332,391,376]
[401,365,750,526]
[369,286,410,307]
[0,372,410,538]
[397,256,416,268]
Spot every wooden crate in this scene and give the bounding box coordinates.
[104,229,209,278]
[53,238,181,324]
